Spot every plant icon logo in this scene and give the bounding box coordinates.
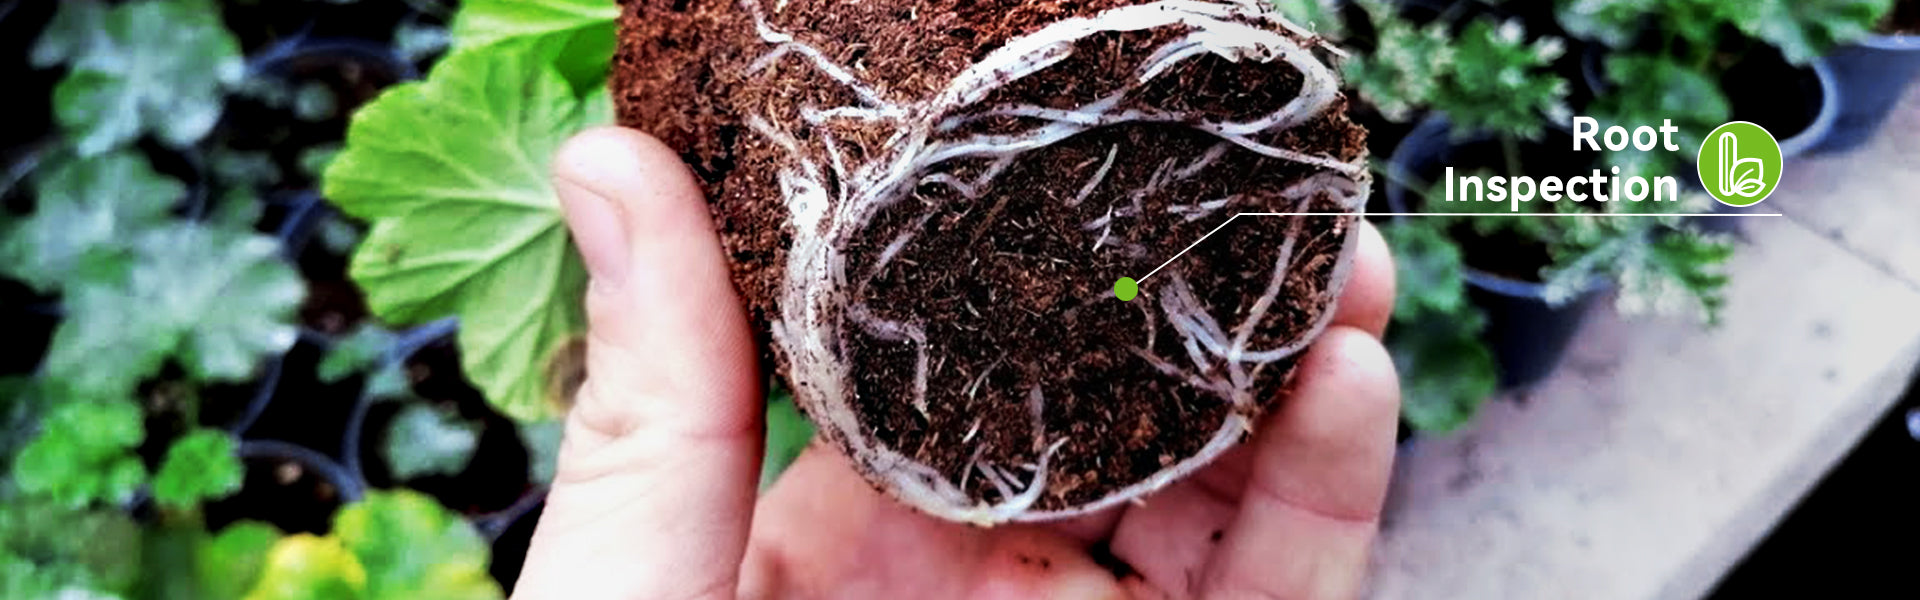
[1695,121,1783,207]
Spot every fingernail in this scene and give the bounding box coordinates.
[555,177,630,290]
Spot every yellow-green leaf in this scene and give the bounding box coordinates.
[241,535,365,600]
[332,490,501,600]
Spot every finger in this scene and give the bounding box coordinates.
[1169,218,1395,505]
[1331,220,1394,339]
[1201,327,1399,600]
[515,127,764,600]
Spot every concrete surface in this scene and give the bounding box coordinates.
[1361,86,1920,600]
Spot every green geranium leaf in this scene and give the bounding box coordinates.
[451,0,618,92]
[196,522,282,600]
[48,0,245,155]
[0,496,143,596]
[381,403,479,480]
[210,148,285,190]
[0,150,182,294]
[332,490,502,600]
[43,223,304,399]
[240,535,366,600]
[133,517,280,600]
[0,378,43,467]
[29,0,109,69]
[317,325,400,384]
[394,21,453,65]
[151,429,244,510]
[11,401,147,508]
[1738,0,1894,64]
[325,47,608,422]
[1554,0,1658,47]
[298,144,342,182]
[1388,315,1499,433]
[1380,221,1478,324]
[0,547,121,600]
[518,419,563,486]
[761,385,814,491]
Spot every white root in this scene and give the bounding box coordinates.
[741,0,1370,525]
[1071,144,1121,207]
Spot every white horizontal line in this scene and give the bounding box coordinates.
[1136,211,1775,282]
[1242,212,1784,217]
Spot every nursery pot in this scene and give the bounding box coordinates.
[1385,115,1608,391]
[349,318,537,517]
[481,491,547,594]
[1724,49,1839,158]
[1461,270,1608,389]
[1807,34,1920,154]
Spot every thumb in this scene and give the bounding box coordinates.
[513,127,764,600]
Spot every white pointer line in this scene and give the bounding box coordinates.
[1135,211,1783,283]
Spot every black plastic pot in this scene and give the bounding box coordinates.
[212,36,420,195]
[1385,115,1609,391]
[205,437,365,535]
[347,318,540,519]
[1461,270,1608,389]
[1731,56,1839,158]
[246,36,420,83]
[485,493,547,595]
[340,317,460,486]
[1808,35,1920,155]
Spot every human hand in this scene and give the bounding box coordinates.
[511,126,1401,600]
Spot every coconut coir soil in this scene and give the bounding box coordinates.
[615,0,1367,515]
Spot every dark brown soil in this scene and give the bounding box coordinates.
[1723,44,1822,142]
[616,0,1367,515]
[1884,0,1920,35]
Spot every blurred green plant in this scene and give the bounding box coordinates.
[0,146,292,600]
[149,429,244,511]
[32,0,245,156]
[1341,2,1453,121]
[1342,0,1738,434]
[11,400,149,509]
[1737,0,1896,64]
[238,490,502,600]
[1273,0,1352,42]
[761,383,814,491]
[1556,0,1893,65]
[382,403,480,481]
[1379,220,1497,432]
[2,0,600,598]
[1346,0,1571,139]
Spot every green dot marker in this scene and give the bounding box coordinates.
[1113,277,1139,301]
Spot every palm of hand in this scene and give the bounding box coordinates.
[511,128,1399,600]
[744,327,1396,600]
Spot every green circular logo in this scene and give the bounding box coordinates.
[1695,121,1782,207]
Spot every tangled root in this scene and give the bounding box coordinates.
[750,0,1369,524]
